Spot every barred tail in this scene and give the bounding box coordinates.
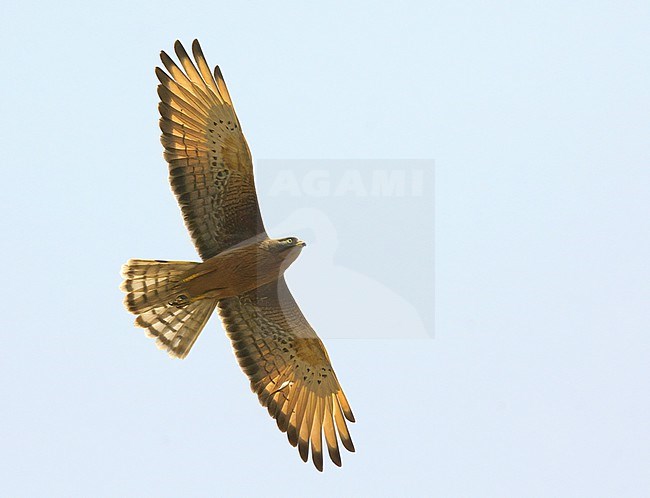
[120,259,217,359]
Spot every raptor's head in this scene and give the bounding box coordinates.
[268,236,306,266]
[272,236,307,251]
[268,237,307,259]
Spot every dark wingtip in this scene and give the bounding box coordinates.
[287,426,298,447]
[156,85,167,103]
[312,451,324,472]
[298,439,309,462]
[174,39,189,61]
[154,66,167,83]
[341,436,355,453]
[328,446,342,467]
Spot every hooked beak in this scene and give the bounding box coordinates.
[296,240,306,247]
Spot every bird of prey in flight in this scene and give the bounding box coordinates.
[120,40,355,471]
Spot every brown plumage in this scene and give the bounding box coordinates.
[120,40,355,471]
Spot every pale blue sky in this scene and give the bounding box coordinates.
[1,1,649,496]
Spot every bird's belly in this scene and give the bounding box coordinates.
[181,255,282,301]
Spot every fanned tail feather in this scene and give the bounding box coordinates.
[121,259,197,313]
[120,259,217,358]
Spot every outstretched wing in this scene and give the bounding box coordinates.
[218,278,355,471]
[157,40,266,260]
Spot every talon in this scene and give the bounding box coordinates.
[168,294,190,308]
